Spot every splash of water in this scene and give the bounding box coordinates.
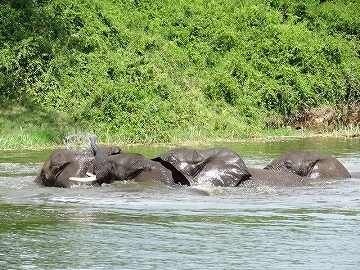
[63,132,96,152]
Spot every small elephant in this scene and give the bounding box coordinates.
[90,137,188,186]
[264,150,351,179]
[35,149,95,188]
[153,147,252,187]
[241,168,309,188]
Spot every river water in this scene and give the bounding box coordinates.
[0,137,359,269]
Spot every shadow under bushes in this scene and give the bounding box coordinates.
[2,100,59,127]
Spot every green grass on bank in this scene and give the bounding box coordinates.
[0,99,358,149]
[1,0,360,148]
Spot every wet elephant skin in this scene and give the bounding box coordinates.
[264,150,351,179]
[153,147,252,187]
[35,149,94,188]
[90,137,188,186]
[35,143,122,188]
[240,168,310,188]
[92,151,179,186]
[36,141,348,188]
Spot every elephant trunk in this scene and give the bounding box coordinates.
[89,136,99,156]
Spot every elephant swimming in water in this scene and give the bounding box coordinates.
[35,138,188,188]
[243,168,309,187]
[153,147,252,187]
[89,137,190,186]
[264,150,351,179]
[153,147,309,187]
[35,148,95,188]
[35,140,122,188]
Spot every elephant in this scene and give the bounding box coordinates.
[153,147,252,187]
[153,147,310,188]
[35,142,121,188]
[89,137,190,186]
[35,149,95,188]
[35,137,190,188]
[264,150,351,179]
[242,168,309,188]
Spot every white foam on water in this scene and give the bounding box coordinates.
[189,182,281,196]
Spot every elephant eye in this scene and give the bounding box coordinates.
[284,161,293,168]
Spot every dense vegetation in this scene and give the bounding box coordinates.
[1,0,359,147]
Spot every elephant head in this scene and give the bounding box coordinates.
[35,149,95,188]
[264,150,351,179]
[89,137,177,185]
[154,147,251,187]
[35,136,122,188]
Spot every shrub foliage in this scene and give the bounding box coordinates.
[1,0,359,142]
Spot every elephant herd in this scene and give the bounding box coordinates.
[35,136,352,189]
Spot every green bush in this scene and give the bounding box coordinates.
[1,0,359,144]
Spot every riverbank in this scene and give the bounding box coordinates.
[1,123,359,150]
[1,98,359,150]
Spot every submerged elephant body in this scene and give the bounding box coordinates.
[92,151,177,186]
[242,168,309,188]
[89,137,191,186]
[35,144,255,188]
[264,150,351,179]
[35,141,122,188]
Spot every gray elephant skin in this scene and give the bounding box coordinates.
[36,141,326,189]
[90,138,189,186]
[35,142,122,188]
[35,139,186,188]
[243,168,309,187]
[35,149,95,188]
[153,147,309,187]
[153,147,252,187]
[264,150,351,179]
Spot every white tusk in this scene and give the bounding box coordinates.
[69,173,97,182]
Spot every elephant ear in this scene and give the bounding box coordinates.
[51,162,70,179]
[152,156,192,186]
[303,158,321,177]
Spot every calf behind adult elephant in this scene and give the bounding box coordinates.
[264,150,351,179]
[241,168,309,188]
